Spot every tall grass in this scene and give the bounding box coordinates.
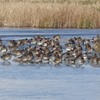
[0,1,100,28]
[0,0,100,4]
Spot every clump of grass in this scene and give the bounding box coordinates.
[0,2,100,28]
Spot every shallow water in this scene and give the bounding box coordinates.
[0,29,100,100]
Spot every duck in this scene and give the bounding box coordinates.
[49,54,56,63]
[65,57,76,67]
[35,35,43,41]
[51,44,62,52]
[85,43,93,52]
[44,47,50,55]
[93,42,100,52]
[34,53,43,64]
[66,45,74,52]
[83,39,90,45]
[75,57,85,67]
[42,40,49,47]
[12,49,25,57]
[0,45,8,54]
[53,34,60,42]
[50,55,62,66]
[0,39,2,46]
[16,40,21,46]
[62,52,70,62]
[69,38,76,44]
[42,54,49,64]
[97,58,100,65]
[22,38,30,45]
[1,53,12,61]
[8,40,17,47]
[89,54,98,65]
[76,43,82,50]
[19,53,33,63]
[54,56,62,66]
[72,50,78,58]
[82,52,88,61]
[37,38,45,46]
[77,37,83,44]
[0,45,3,51]
[51,40,56,47]
[34,57,42,64]
[30,38,37,45]
[65,42,74,47]
[76,49,82,57]
[26,52,33,61]
[93,35,100,42]
[13,57,22,63]
[8,45,18,52]
[42,40,48,47]
[27,45,33,52]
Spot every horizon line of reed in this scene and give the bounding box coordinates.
[0,2,100,28]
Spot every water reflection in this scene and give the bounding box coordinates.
[0,60,100,68]
[1,61,11,66]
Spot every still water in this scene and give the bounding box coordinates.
[0,29,100,100]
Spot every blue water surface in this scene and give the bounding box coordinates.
[0,28,100,100]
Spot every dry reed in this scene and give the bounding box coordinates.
[0,1,100,28]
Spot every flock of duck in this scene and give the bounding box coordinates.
[0,34,100,67]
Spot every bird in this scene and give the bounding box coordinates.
[1,53,12,61]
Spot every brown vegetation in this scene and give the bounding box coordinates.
[0,0,100,28]
[94,37,100,52]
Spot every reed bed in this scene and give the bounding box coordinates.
[0,1,100,28]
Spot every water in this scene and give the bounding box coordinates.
[0,29,100,100]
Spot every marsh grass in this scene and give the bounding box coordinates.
[0,0,100,28]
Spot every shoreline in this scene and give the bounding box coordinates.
[0,27,100,29]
